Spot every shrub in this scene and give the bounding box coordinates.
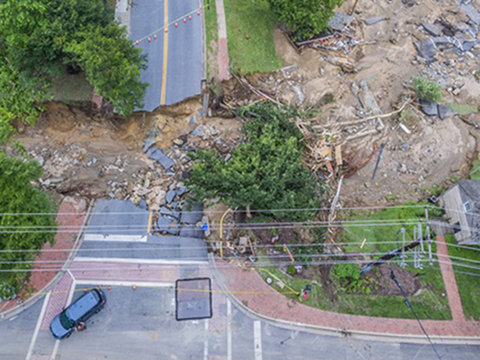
[413,77,444,103]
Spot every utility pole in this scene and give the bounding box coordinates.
[371,142,386,181]
[349,0,360,15]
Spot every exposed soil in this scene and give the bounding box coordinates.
[231,0,480,206]
[367,265,421,296]
[14,99,243,203]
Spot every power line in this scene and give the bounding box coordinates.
[389,267,442,360]
[0,203,434,216]
[1,258,479,276]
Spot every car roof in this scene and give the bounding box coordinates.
[66,290,100,321]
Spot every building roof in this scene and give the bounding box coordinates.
[457,180,480,238]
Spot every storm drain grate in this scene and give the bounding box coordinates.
[175,277,212,321]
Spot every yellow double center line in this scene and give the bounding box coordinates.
[160,0,169,105]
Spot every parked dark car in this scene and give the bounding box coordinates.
[50,288,106,339]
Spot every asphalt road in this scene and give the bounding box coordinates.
[2,287,480,360]
[130,0,204,111]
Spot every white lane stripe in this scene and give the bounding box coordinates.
[227,298,232,360]
[75,280,174,288]
[254,321,263,360]
[25,291,51,360]
[204,319,209,360]
[73,257,207,265]
[83,234,147,242]
[50,279,76,360]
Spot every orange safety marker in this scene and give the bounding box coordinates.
[135,40,139,45]
[188,15,192,20]
[164,28,168,33]
[197,11,201,15]
[175,22,178,27]
[154,34,157,40]
[148,37,152,42]
[183,18,187,23]
[132,285,137,290]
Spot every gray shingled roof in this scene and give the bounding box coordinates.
[457,180,480,239]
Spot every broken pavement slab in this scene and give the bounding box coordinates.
[180,201,204,224]
[166,190,176,204]
[414,39,436,62]
[146,147,175,170]
[422,22,442,37]
[328,13,354,32]
[460,4,480,26]
[421,101,439,116]
[438,104,457,120]
[363,17,389,26]
[420,101,457,119]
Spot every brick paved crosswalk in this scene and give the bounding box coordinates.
[40,272,74,331]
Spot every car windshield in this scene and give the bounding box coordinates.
[59,311,74,329]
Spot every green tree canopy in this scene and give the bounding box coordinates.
[0,0,146,141]
[65,24,147,117]
[267,0,343,40]
[188,103,321,221]
[0,153,56,299]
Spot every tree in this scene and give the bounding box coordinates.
[0,0,112,77]
[0,153,56,299]
[267,0,343,40]
[0,0,146,141]
[0,59,47,144]
[188,103,321,221]
[65,24,147,117]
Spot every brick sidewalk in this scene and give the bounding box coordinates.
[215,0,230,81]
[214,258,480,338]
[0,197,86,313]
[436,235,466,322]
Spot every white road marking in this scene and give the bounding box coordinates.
[25,291,51,360]
[204,319,209,360]
[50,340,60,360]
[50,279,76,360]
[73,257,208,265]
[227,298,232,360]
[83,234,147,242]
[75,280,174,288]
[254,321,263,360]
[67,269,75,281]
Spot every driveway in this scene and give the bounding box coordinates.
[129,0,204,111]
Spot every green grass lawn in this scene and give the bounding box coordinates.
[470,160,480,180]
[256,203,453,320]
[49,71,93,104]
[258,263,451,320]
[204,0,218,79]
[445,234,480,320]
[223,0,283,74]
[447,103,478,116]
[341,204,450,319]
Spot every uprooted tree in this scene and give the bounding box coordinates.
[188,103,322,221]
[267,0,343,41]
[0,153,56,299]
[0,0,146,143]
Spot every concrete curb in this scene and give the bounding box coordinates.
[208,254,480,345]
[0,200,94,322]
